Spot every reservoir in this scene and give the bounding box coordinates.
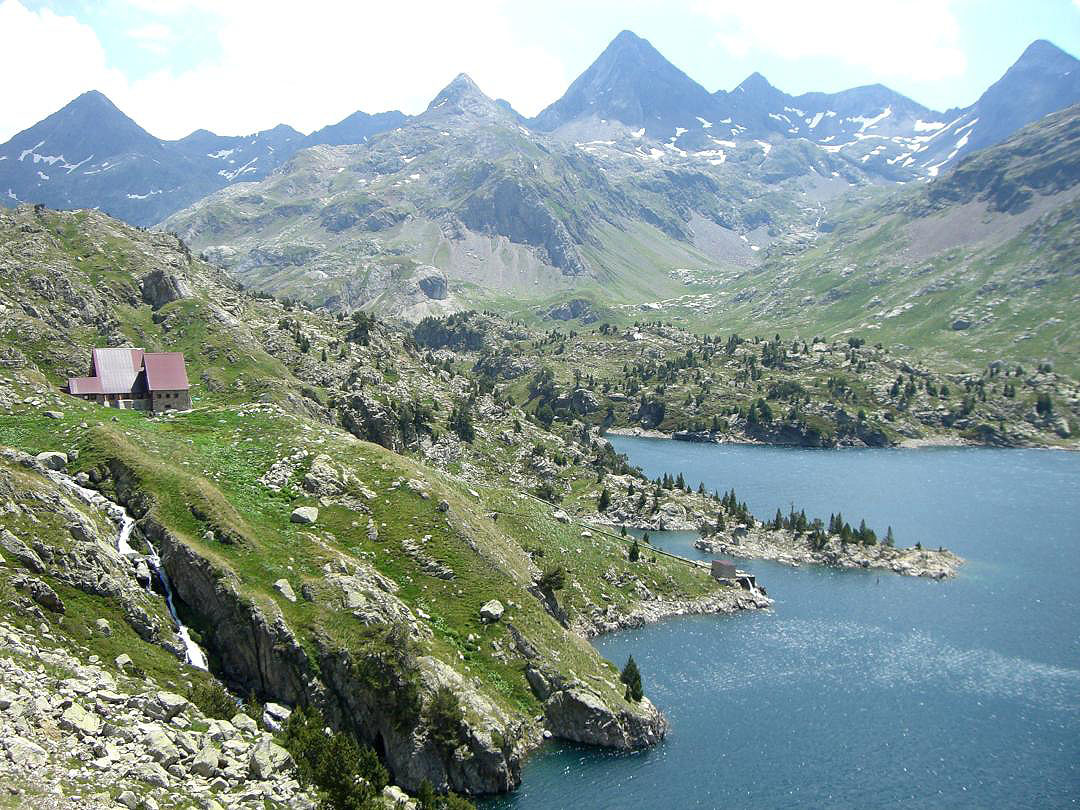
[485,439,1080,809]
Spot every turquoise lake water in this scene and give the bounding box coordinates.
[483,438,1080,809]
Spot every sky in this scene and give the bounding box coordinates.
[1,0,1079,142]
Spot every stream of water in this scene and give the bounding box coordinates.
[48,469,207,670]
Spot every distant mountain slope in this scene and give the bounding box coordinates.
[0,92,404,226]
[670,104,1080,374]
[302,109,408,147]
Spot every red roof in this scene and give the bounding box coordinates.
[90,348,144,394]
[68,376,104,395]
[143,352,190,391]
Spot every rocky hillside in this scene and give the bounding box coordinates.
[0,204,779,804]
[415,313,1077,450]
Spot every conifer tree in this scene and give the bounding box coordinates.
[620,656,643,702]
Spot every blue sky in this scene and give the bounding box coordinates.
[2,0,1078,141]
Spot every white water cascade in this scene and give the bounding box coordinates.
[45,470,208,670]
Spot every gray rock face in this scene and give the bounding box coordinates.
[542,684,667,750]
[417,267,448,300]
[35,451,68,470]
[141,269,193,309]
[290,506,319,524]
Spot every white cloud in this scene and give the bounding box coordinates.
[694,0,967,83]
[0,0,570,141]
[0,0,129,141]
[128,21,174,54]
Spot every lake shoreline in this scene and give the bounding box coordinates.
[572,586,773,640]
[603,425,1074,450]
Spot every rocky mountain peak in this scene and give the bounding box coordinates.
[532,29,720,135]
[425,73,501,119]
[11,89,162,157]
[1015,38,1077,71]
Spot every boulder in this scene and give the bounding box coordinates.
[0,529,45,573]
[144,727,180,766]
[480,599,505,623]
[15,575,64,613]
[273,578,297,603]
[951,317,972,330]
[116,790,139,809]
[290,506,319,525]
[553,509,571,524]
[248,738,293,780]
[262,702,292,732]
[43,410,64,419]
[94,618,112,637]
[301,454,343,496]
[34,451,68,470]
[3,736,47,767]
[231,712,258,735]
[60,702,101,736]
[146,691,189,722]
[189,744,220,777]
[133,761,171,788]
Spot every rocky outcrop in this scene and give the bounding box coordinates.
[546,298,596,322]
[340,391,403,451]
[140,268,193,309]
[524,665,667,749]
[459,177,588,276]
[694,528,963,579]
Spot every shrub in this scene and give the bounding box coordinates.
[187,680,237,720]
[279,705,388,810]
[538,565,566,593]
[424,686,464,754]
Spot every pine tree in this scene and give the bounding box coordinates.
[597,487,611,512]
[629,539,641,562]
[620,656,643,702]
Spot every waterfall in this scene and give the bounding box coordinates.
[46,469,208,670]
[144,542,208,670]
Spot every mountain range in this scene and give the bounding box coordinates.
[2,32,1076,229]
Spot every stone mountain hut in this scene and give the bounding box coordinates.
[66,348,191,413]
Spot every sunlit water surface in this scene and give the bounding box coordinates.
[483,439,1080,809]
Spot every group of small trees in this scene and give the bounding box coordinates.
[827,512,893,546]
